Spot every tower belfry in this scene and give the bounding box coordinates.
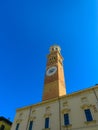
[42,45,66,101]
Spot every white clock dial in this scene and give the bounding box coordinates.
[46,66,57,76]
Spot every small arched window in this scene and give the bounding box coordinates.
[0,125,5,130]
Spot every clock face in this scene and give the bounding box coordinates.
[46,66,57,76]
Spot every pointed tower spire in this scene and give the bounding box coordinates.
[42,45,66,101]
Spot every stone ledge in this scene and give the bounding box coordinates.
[42,128,50,130]
[84,120,96,125]
[62,124,72,128]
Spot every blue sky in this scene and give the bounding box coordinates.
[0,0,98,121]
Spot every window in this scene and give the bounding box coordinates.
[29,121,33,130]
[0,125,5,130]
[52,48,54,51]
[84,109,93,121]
[45,117,49,128]
[16,123,20,130]
[64,113,70,125]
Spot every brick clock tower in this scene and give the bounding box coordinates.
[42,45,66,101]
